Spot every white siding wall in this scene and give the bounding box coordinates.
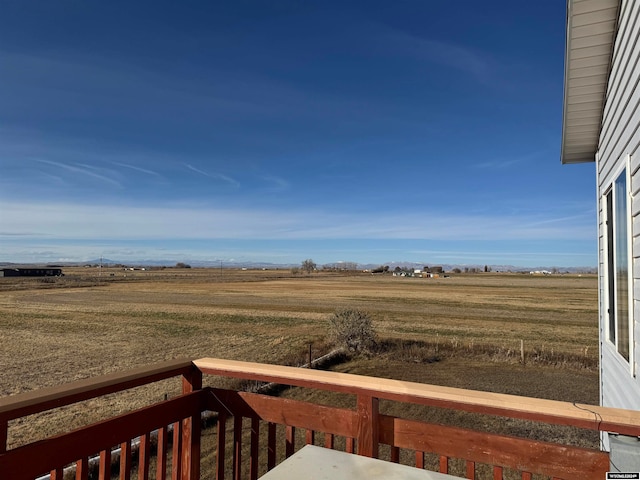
[598,0,640,412]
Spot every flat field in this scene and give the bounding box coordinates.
[0,267,599,448]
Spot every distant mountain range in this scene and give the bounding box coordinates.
[0,258,597,274]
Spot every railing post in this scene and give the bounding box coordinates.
[356,394,379,458]
[181,365,202,480]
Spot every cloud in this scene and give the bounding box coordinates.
[476,150,547,169]
[184,164,240,188]
[112,162,161,177]
[261,175,290,191]
[33,159,122,188]
[381,29,496,85]
[0,200,593,243]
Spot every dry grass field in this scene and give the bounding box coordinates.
[0,267,599,451]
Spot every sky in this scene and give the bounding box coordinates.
[0,1,597,268]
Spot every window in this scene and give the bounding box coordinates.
[606,168,631,362]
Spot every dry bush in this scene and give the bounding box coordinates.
[327,308,377,354]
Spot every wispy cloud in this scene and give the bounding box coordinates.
[0,200,593,243]
[381,29,496,85]
[261,175,290,191]
[112,162,161,177]
[184,164,240,188]
[33,159,122,188]
[476,150,547,169]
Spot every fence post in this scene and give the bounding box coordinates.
[356,394,379,458]
[181,365,203,480]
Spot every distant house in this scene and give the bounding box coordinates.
[1,267,63,277]
[561,0,639,468]
[424,266,443,274]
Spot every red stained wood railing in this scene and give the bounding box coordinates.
[202,387,610,479]
[3,357,639,480]
[0,359,202,480]
[196,358,618,480]
[0,358,196,430]
[0,390,206,480]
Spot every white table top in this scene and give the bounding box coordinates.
[259,445,458,480]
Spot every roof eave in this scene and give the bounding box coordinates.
[560,0,620,165]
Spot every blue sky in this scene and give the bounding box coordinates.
[0,1,596,267]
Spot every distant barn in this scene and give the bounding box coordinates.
[1,268,63,277]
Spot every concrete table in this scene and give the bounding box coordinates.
[259,445,459,480]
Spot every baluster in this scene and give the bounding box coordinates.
[390,446,399,463]
[267,422,277,470]
[233,415,243,480]
[99,448,111,480]
[139,433,150,480]
[172,421,182,480]
[120,440,132,480]
[250,417,260,480]
[50,467,64,480]
[416,451,424,469]
[345,437,354,454]
[439,455,448,474]
[466,460,475,479]
[493,465,503,480]
[521,472,532,480]
[216,412,227,480]
[324,432,334,450]
[156,426,168,480]
[306,428,315,445]
[0,419,6,454]
[285,426,295,457]
[76,457,88,480]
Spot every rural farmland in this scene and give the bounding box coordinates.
[0,267,599,451]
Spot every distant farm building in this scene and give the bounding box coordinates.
[0,267,63,277]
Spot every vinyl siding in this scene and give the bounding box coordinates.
[598,0,640,412]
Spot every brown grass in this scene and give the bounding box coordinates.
[0,268,598,450]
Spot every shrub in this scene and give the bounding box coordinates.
[328,308,377,354]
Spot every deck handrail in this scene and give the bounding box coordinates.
[0,358,623,480]
[0,358,196,422]
[0,390,207,480]
[194,357,640,436]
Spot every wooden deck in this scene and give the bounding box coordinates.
[0,358,636,479]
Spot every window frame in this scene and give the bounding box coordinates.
[604,161,634,374]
